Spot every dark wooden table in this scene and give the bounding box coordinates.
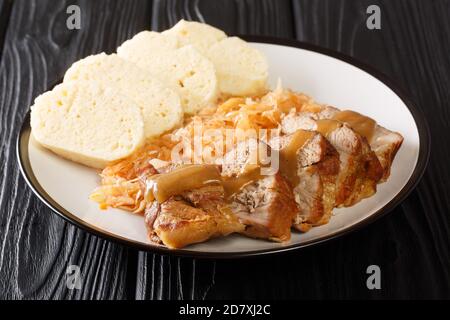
[0,0,449,300]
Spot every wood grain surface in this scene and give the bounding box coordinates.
[0,0,449,299]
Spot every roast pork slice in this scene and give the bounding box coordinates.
[281,111,383,207]
[305,106,403,181]
[269,131,340,230]
[144,165,244,249]
[230,174,298,241]
[369,125,404,180]
[221,139,298,241]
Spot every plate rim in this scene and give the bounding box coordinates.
[16,36,431,259]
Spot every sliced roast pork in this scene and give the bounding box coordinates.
[300,106,403,181]
[221,139,298,241]
[144,164,244,249]
[269,130,340,230]
[281,110,383,207]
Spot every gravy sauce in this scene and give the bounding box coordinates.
[279,130,315,187]
[145,164,222,203]
[315,119,342,137]
[145,131,317,203]
[332,110,376,141]
[222,164,264,198]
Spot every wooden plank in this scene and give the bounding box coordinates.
[0,0,151,299]
[0,0,13,60]
[150,0,295,37]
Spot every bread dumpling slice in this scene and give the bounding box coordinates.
[120,45,218,114]
[64,53,183,138]
[30,81,144,169]
[206,37,268,96]
[117,31,178,65]
[162,19,226,55]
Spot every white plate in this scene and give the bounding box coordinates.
[17,37,429,258]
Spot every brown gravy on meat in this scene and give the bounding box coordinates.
[222,164,264,198]
[225,130,316,194]
[315,119,343,136]
[146,131,316,202]
[279,130,315,187]
[145,110,375,204]
[145,164,222,203]
[332,110,376,141]
[145,163,266,202]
